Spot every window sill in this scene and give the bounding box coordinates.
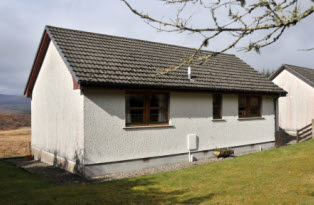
[237,117,265,121]
[123,125,175,129]
[212,119,226,122]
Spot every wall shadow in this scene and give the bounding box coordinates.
[275,128,295,147]
[275,128,312,147]
[78,176,216,204]
[23,150,88,185]
[4,157,217,204]
[52,150,84,176]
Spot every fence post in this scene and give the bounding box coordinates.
[29,142,31,155]
[296,130,299,143]
[312,119,314,139]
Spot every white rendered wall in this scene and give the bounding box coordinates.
[272,69,314,131]
[31,41,84,163]
[83,89,275,164]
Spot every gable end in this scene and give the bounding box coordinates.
[24,26,80,98]
[270,65,314,88]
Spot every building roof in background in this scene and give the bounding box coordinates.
[270,64,314,88]
[25,26,287,96]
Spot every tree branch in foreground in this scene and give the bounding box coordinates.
[122,0,314,75]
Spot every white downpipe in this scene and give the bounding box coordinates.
[189,151,195,162]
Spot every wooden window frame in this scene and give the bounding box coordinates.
[238,95,262,118]
[125,91,169,127]
[213,94,222,119]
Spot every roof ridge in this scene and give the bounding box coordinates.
[23,25,286,96]
[284,64,314,85]
[46,25,235,57]
[284,64,314,70]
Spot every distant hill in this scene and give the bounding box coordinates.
[0,113,31,130]
[0,94,31,114]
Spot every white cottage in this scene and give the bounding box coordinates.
[270,64,314,134]
[25,26,286,177]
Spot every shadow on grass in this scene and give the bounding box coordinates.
[1,158,215,204]
[0,159,215,204]
[69,176,215,204]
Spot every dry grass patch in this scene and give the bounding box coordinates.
[0,128,31,158]
[0,113,31,131]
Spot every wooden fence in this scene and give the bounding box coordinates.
[296,122,313,143]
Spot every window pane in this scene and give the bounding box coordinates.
[239,107,247,117]
[250,107,260,116]
[150,109,166,122]
[126,109,144,123]
[250,97,259,107]
[213,94,222,106]
[150,94,167,107]
[213,107,221,119]
[213,94,222,119]
[126,94,144,107]
[239,96,247,107]
[249,97,260,116]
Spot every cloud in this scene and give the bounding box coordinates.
[0,0,313,95]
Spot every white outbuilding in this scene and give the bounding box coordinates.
[270,64,314,134]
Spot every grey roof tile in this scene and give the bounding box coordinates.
[46,26,286,94]
[284,64,314,86]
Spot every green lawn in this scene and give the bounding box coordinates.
[1,140,313,205]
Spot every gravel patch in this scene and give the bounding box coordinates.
[4,157,89,185]
[93,157,233,182]
[3,155,237,184]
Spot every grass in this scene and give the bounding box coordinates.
[0,140,313,205]
[0,128,31,158]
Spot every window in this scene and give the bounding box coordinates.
[126,92,169,126]
[238,95,262,118]
[213,94,222,119]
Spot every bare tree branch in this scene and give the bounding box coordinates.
[300,47,314,51]
[122,0,314,75]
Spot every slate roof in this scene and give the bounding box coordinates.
[283,64,314,87]
[41,26,286,94]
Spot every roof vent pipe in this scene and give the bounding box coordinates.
[188,66,191,80]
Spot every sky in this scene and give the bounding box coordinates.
[0,0,313,95]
